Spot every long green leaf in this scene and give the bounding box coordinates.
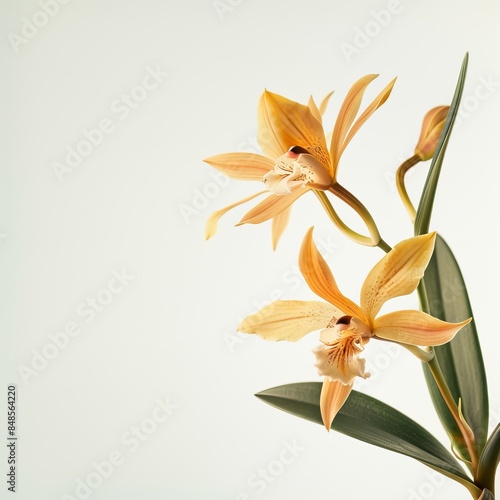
[414,53,468,236]
[479,489,495,500]
[256,382,480,496]
[477,424,500,493]
[422,235,488,461]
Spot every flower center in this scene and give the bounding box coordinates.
[313,316,371,384]
[263,148,332,195]
[326,333,364,365]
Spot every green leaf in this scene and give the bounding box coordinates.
[477,424,500,493]
[479,489,495,500]
[256,382,480,496]
[422,235,489,461]
[414,53,468,236]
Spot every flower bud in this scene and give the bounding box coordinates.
[414,106,449,161]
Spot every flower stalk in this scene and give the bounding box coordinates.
[426,355,479,475]
[396,154,421,222]
[313,191,373,247]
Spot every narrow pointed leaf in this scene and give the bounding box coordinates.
[422,234,488,461]
[256,382,478,495]
[414,53,468,236]
[479,489,495,500]
[477,424,500,493]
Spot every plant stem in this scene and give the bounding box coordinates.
[328,183,385,246]
[426,355,479,475]
[395,154,421,222]
[417,279,479,476]
[377,239,392,253]
[313,191,373,247]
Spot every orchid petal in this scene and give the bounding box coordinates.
[330,74,378,171]
[308,95,322,123]
[313,340,368,385]
[309,91,334,121]
[257,90,331,174]
[238,187,308,225]
[360,233,436,324]
[339,77,396,160]
[205,191,267,239]
[238,300,340,342]
[204,153,274,181]
[299,227,367,321]
[373,310,471,346]
[318,91,334,116]
[319,377,353,431]
[271,207,292,250]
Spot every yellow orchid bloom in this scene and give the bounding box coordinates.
[204,75,396,248]
[238,229,471,430]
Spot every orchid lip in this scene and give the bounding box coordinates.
[288,145,309,155]
[336,315,352,325]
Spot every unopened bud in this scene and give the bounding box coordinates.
[414,106,449,161]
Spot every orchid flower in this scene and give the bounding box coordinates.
[238,229,471,430]
[204,74,396,248]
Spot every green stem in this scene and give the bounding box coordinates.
[377,239,392,253]
[402,344,435,363]
[330,183,382,246]
[417,278,479,477]
[396,154,421,223]
[417,280,431,315]
[313,191,373,247]
[426,355,479,476]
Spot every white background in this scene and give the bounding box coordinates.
[1,1,499,499]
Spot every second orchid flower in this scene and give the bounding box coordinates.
[238,229,471,430]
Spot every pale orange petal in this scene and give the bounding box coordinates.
[339,77,396,160]
[330,74,378,171]
[318,91,334,116]
[205,191,267,239]
[271,207,292,250]
[360,233,436,324]
[238,187,308,225]
[308,95,322,123]
[257,90,332,174]
[308,92,334,125]
[299,227,367,321]
[238,300,341,342]
[320,378,353,431]
[204,153,274,181]
[373,310,471,346]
